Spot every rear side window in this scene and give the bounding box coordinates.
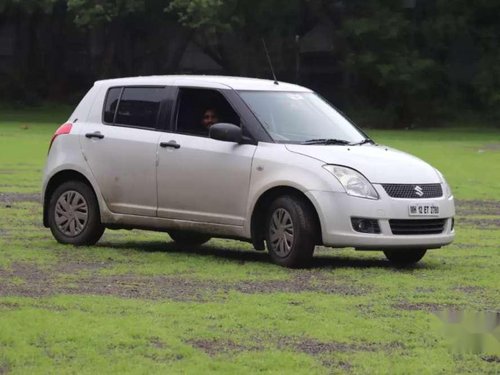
[103,86,165,129]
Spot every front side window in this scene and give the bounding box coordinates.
[239,91,367,144]
[175,88,240,136]
[103,87,165,128]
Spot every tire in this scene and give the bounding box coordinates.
[168,230,211,247]
[265,195,317,268]
[383,249,427,266]
[48,180,104,246]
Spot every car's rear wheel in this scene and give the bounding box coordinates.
[48,180,104,245]
[168,230,211,247]
[265,195,316,268]
[383,249,427,266]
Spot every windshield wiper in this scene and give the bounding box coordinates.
[350,138,375,146]
[302,138,351,145]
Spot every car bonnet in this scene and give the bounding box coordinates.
[285,144,440,184]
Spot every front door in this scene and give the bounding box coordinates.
[156,88,256,225]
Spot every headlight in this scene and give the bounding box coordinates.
[435,169,453,198]
[443,180,452,198]
[323,165,379,200]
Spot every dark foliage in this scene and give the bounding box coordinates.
[0,0,499,127]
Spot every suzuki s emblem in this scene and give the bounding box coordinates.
[414,185,424,197]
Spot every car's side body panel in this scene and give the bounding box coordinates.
[156,133,256,225]
[80,124,161,216]
[42,132,111,224]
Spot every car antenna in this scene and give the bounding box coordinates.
[262,39,279,85]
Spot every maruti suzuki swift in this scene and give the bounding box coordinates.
[42,76,455,268]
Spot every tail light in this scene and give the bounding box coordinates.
[48,122,73,153]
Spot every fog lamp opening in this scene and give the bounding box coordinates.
[351,217,381,234]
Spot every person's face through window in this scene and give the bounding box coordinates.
[202,109,219,128]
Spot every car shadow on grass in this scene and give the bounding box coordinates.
[97,240,437,271]
[311,255,437,271]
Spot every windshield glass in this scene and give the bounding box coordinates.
[239,91,367,144]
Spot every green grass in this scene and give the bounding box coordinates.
[0,104,71,193]
[0,106,499,373]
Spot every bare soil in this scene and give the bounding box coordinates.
[0,262,368,302]
[186,335,404,360]
[0,193,40,204]
[455,200,500,216]
[187,338,256,357]
[392,302,458,312]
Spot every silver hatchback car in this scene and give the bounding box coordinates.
[42,75,455,267]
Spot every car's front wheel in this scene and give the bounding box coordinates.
[48,180,104,245]
[383,249,427,266]
[265,195,316,268]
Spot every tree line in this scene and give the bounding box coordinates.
[1,0,499,127]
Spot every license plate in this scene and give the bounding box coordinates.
[408,203,439,216]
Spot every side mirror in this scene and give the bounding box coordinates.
[209,123,242,143]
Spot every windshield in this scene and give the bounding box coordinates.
[239,91,368,144]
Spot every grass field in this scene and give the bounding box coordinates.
[0,106,499,374]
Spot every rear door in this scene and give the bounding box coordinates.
[156,87,256,225]
[81,86,169,216]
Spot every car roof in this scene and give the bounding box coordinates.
[94,75,312,92]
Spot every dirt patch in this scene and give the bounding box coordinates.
[187,337,396,360]
[54,259,111,275]
[321,359,353,371]
[453,286,485,295]
[481,355,500,363]
[457,218,500,229]
[0,262,367,301]
[392,302,456,313]
[455,200,500,216]
[149,337,167,349]
[0,263,48,297]
[66,275,225,301]
[279,337,374,354]
[0,193,40,204]
[234,271,368,296]
[0,261,110,298]
[277,337,404,355]
[63,272,365,301]
[0,301,20,309]
[453,243,482,249]
[187,338,256,357]
[393,302,458,312]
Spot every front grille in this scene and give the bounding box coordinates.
[382,184,443,199]
[389,219,446,235]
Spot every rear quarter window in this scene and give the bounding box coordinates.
[103,87,122,124]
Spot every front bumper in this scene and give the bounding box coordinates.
[306,184,455,250]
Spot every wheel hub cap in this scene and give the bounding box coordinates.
[269,208,294,257]
[54,190,89,237]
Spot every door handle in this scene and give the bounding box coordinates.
[85,132,104,139]
[160,140,180,149]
